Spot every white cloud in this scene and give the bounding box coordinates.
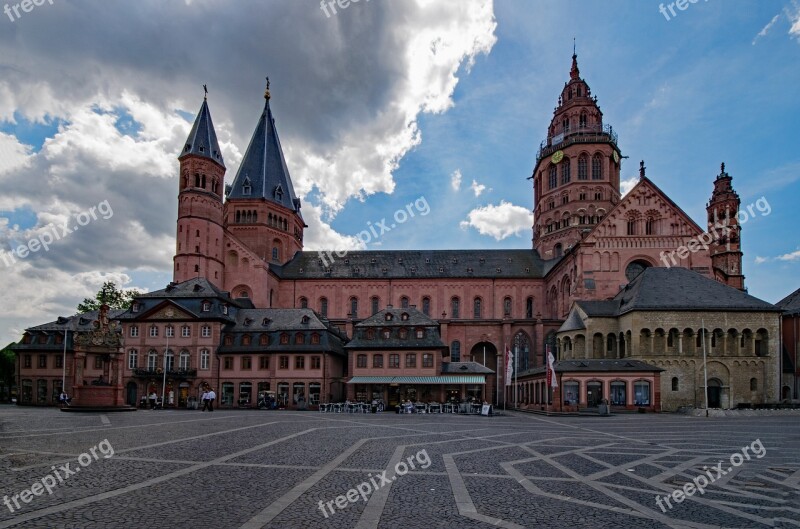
[450,169,462,191]
[620,177,638,196]
[789,3,800,40]
[299,204,365,252]
[753,14,781,45]
[459,200,532,240]
[754,256,768,264]
[777,249,800,262]
[470,179,487,197]
[0,132,32,179]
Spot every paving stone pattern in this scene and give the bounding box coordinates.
[0,406,798,528]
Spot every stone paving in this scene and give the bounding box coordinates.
[0,406,799,528]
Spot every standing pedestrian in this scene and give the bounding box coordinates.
[207,388,216,412]
[201,388,209,411]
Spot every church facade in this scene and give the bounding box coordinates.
[13,55,784,411]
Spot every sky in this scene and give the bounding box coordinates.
[0,0,798,345]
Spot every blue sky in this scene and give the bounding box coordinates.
[0,0,798,342]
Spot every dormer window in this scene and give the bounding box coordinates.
[301,315,310,324]
[244,318,253,326]
[274,184,283,200]
[385,313,393,321]
[201,301,211,312]
[222,304,228,315]
[401,312,409,321]
[382,329,391,339]
[242,176,252,196]
[398,328,408,339]
[416,329,424,339]
[262,318,271,326]
[131,302,140,313]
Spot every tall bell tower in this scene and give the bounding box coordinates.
[531,52,623,260]
[173,90,226,286]
[706,163,745,290]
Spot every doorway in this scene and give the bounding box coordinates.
[126,382,138,406]
[586,381,603,407]
[707,378,722,408]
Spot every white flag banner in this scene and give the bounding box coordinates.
[505,345,513,386]
[547,349,558,389]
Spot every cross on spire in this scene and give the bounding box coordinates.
[639,160,646,178]
[203,84,208,100]
[264,76,271,100]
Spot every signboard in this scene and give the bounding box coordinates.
[481,404,491,416]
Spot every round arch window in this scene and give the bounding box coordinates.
[625,260,651,282]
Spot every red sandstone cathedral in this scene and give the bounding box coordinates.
[18,54,780,413]
[173,53,744,367]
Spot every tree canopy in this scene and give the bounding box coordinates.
[77,281,141,313]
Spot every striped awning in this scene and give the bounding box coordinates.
[347,375,485,385]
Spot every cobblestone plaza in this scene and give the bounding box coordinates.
[1,408,798,528]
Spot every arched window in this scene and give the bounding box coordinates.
[473,297,482,319]
[592,155,603,180]
[578,155,588,180]
[549,165,558,189]
[503,297,512,317]
[422,296,431,316]
[554,243,563,258]
[645,217,655,235]
[560,157,571,184]
[371,296,380,315]
[451,341,461,362]
[179,350,190,370]
[349,297,358,318]
[400,296,409,309]
[671,377,679,391]
[319,298,328,317]
[451,297,460,319]
[299,297,308,309]
[164,349,174,371]
[750,378,758,391]
[526,297,534,319]
[272,247,279,261]
[579,111,587,128]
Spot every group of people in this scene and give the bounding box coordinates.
[200,388,216,411]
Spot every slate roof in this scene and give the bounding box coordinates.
[13,309,125,351]
[575,300,619,318]
[777,287,800,316]
[116,278,238,323]
[226,97,301,216]
[346,307,445,349]
[441,362,495,374]
[519,359,663,376]
[179,99,225,168]
[218,308,346,354]
[273,249,556,280]
[558,309,586,332]
[613,267,779,314]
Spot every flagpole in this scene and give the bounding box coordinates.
[61,322,68,396]
[702,319,708,417]
[161,333,169,409]
[514,345,518,410]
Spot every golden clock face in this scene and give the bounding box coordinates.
[612,151,620,163]
[551,150,564,164]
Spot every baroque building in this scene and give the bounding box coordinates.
[12,55,784,411]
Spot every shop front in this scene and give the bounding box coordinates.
[347,375,487,409]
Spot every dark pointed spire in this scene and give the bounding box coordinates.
[227,80,301,215]
[570,41,580,81]
[179,89,225,168]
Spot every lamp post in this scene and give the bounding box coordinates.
[61,320,69,397]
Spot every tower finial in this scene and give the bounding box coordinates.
[639,160,646,178]
[264,76,271,100]
[721,162,725,174]
[203,84,208,100]
[570,42,580,80]
[573,37,576,57]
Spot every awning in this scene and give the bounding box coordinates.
[348,375,485,385]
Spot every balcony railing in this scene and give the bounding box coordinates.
[537,124,618,162]
[132,368,197,379]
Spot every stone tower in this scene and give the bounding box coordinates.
[173,94,227,286]
[223,80,305,265]
[706,163,745,290]
[532,53,623,259]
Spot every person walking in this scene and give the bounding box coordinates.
[207,388,216,412]
[201,388,209,411]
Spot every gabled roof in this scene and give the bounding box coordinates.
[226,96,301,217]
[581,176,705,245]
[558,308,587,332]
[273,249,555,280]
[355,306,439,327]
[441,362,495,374]
[136,278,232,299]
[116,278,238,322]
[218,308,346,354]
[614,267,778,314]
[179,99,225,168]
[347,306,445,349]
[777,287,800,316]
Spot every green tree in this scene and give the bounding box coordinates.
[77,281,141,313]
[0,343,15,402]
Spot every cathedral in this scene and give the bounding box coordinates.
[12,54,783,411]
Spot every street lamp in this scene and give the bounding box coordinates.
[56,316,69,398]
